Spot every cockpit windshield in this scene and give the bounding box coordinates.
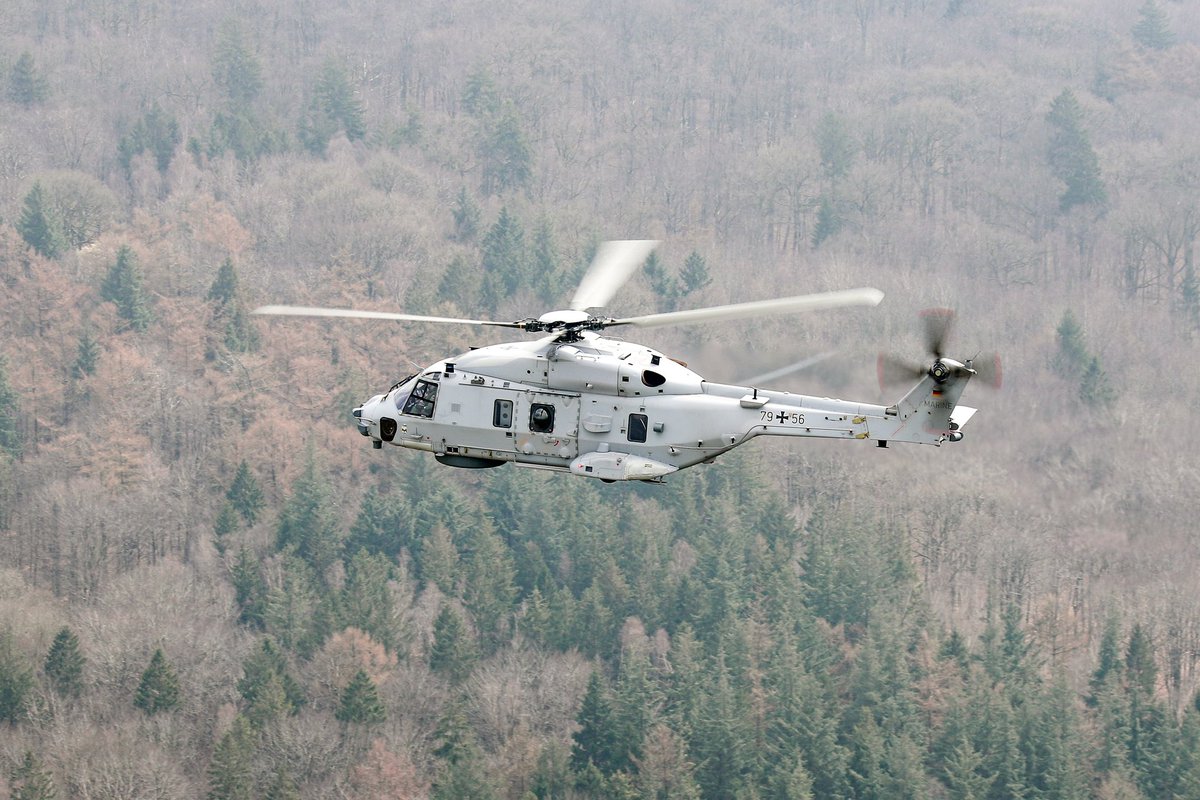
[398,379,438,418]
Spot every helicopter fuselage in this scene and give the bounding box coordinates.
[353,331,975,482]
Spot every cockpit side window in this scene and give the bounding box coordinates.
[401,379,438,418]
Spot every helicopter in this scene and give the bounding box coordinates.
[254,241,996,483]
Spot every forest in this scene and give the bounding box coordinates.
[2,0,1200,797]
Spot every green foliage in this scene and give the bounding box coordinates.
[1055,310,1087,373]
[275,450,342,578]
[1132,0,1174,51]
[462,528,517,653]
[100,245,154,332]
[643,251,679,310]
[816,112,855,182]
[208,259,260,354]
[134,648,180,714]
[572,671,627,777]
[226,460,265,525]
[341,549,398,651]
[9,750,57,800]
[237,638,305,722]
[8,52,49,107]
[461,67,501,118]
[72,327,100,381]
[263,768,300,800]
[43,627,85,698]
[231,547,267,628]
[1079,355,1117,409]
[433,700,497,799]
[298,59,366,155]
[429,604,479,684]
[212,20,263,109]
[1045,90,1107,213]
[119,103,180,176]
[1125,623,1156,697]
[451,186,482,242]
[336,669,386,724]
[811,194,842,248]
[479,206,528,311]
[0,629,34,723]
[17,183,67,259]
[0,355,22,461]
[207,714,256,800]
[480,105,532,195]
[679,251,712,296]
[345,486,414,563]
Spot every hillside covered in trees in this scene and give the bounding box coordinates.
[3,0,1200,797]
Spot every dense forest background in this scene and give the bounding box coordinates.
[3,0,1200,797]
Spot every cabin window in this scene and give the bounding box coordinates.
[641,370,666,387]
[401,380,438,418]
[493,399,513,428]
[628,413,648,443]
[530,403,555,433]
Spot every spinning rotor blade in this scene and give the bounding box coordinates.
[570,240,660,311]
[877,353,927,389]
[251,305,524,329]
[610,287,884,329]
[969,353,1003,389]
[920,308,955,359]
[741,351,836,386]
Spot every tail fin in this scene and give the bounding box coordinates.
[872,361,974,445]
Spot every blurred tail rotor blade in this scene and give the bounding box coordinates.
[920,308,955,359]
[570,240,660,311]
[970,353,1003,389]
[877,353,926,390]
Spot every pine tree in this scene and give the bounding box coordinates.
[0,629,34,723]
[1055,310,1088,374]
[1126,623,1157,697]
[432,699,496,799]
[208,259,260,354]
[451,187,481,243]
[571,671,624,776]
[263,768,300,800]
[298,60,366,155]
[118,104,180,176]
[212,20,263,110]
[207,715,255,800]
[342,549,397,651]
[1079,356,1117,409]
[43,627,85,698]
[275,450,341,578]
[816,111,855,182]
[480,105,532,195]
[679,251,712,296]
[336,669,386,724]
[237,638,304,718]
[100,245,153,332]
[1090,612,1123,704]
[231,547,267,628]
[345,487,414,563]
[8,52,49,107]
[71,327,101,381]
[462,528,516,654]
[479,207,527,311]
[0,355,22,461]
[134,648,180,714]
[214,502,240,552]
[1133,0,1174,51]
[1046,89,1107,213]
[226,461,264,525]
[643,251,680,310]
[429,604,479,684]
[9,750,57,800]
[17,183,67,259]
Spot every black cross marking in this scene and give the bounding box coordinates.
[775,410,788,424]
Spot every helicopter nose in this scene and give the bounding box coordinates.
[353,395,386,447]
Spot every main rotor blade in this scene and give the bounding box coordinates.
[251,305,524,328]
[610,287,884,329]
[877,353,927,389]
[740,351,836,386]
[570,240,660,311]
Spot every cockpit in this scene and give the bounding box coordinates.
[390,374,439,419]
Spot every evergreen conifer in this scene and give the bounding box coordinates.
[100,245,153,332]
[134,648,180,714]
[336,669,386,724]
[43,627,85,698]
[17,183,67,259]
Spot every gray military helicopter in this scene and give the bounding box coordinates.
[255,241,994,482]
